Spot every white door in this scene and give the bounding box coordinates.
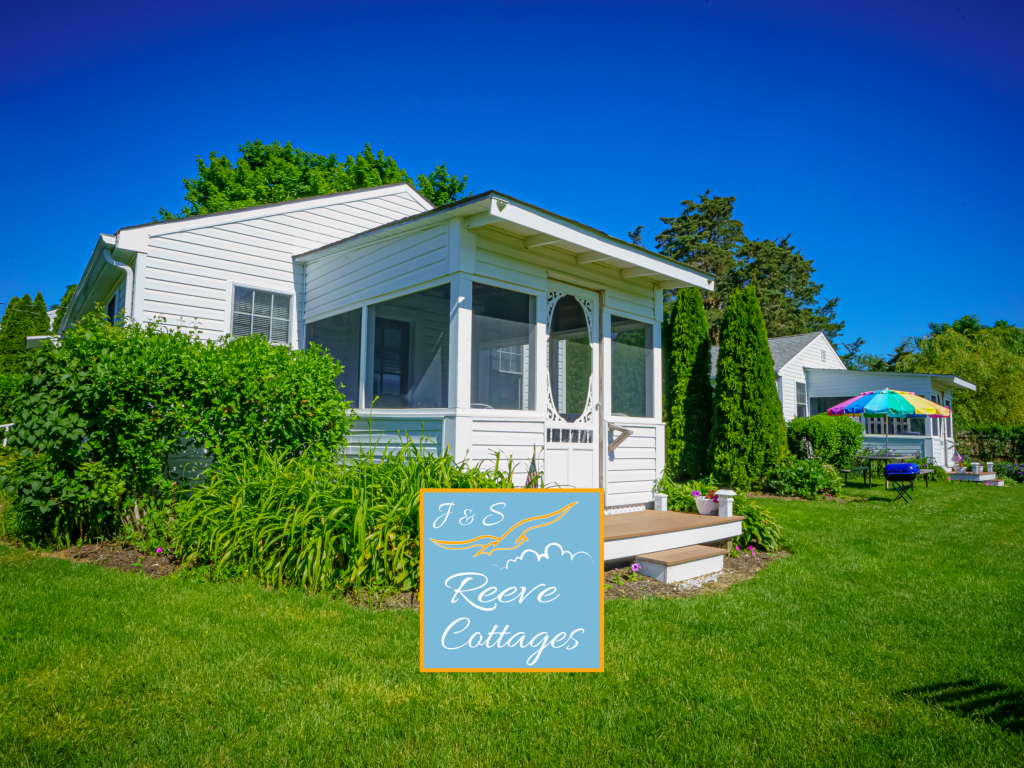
[544,284,600,488]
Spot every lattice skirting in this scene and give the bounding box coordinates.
[605,502,653,515]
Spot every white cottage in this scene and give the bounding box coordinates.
[57,184,715,511]
[710,331,976,465]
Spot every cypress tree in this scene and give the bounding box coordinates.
[707,285,787,489]
[0,292,50,374]
[664,288,714,480]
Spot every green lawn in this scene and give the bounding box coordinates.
[1,481,1022,767]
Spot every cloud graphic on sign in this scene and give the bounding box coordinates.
[494,542,593,571]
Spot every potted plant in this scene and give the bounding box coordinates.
[691,489,719,515]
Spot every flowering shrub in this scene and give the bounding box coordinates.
[655,475,781,551]
[994,462,1024,483]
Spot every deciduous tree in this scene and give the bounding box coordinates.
[158,139,469,219]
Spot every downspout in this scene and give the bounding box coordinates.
[102,249,134,321]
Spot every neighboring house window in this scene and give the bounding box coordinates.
[810,396,850,416]
[106,295,117,324]
[232,287,291,345]
[820,349,826,362]
[796,381,807,418]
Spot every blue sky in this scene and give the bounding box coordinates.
[1,0,1021,356]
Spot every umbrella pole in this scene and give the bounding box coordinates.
[885,414,889,456]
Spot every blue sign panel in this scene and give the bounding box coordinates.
[420,489,604,672]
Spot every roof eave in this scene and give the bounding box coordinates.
[295,191,714,291]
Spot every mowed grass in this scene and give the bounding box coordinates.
[1,481,1022,767]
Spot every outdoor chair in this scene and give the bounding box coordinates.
[884,463,920,503]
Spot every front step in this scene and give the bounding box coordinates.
[637,545,726,583]
[604,510,743,561]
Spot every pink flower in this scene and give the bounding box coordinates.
[630,563,640,573]
[156,548,163,554]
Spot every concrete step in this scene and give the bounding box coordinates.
[636,545,727,584]
[603,510,743,561]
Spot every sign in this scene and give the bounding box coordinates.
[419,488,604,673]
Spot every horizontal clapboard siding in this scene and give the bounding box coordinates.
[345,417,445,458]
[139,190,429,339]
[606,423,660,507]
[468,417,546,485]
[304,224,449,319]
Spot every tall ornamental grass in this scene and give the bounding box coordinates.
[174,442,515,593]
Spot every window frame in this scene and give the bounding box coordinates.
[796,380,808,418]
[228,281,296,348]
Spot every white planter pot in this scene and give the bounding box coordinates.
[694,497,719,515]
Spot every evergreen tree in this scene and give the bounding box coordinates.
[0,293,50,374]
[707,285,787,489]
[664,288,714,480]
[51,284,77,332]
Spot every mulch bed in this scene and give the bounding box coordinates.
[41,543,181,577]
[602,550,789,600]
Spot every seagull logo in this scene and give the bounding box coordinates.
[430,502,577,557]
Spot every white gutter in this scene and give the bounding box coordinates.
[103,248,134,321]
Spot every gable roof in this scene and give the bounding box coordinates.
[293,190,715,291]
[710,331,827,378]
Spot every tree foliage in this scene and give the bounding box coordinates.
[50,284,76,332]
[787,414,864,468]
[158,139,469,219]
[664,288,713,480]
[894,316,1024,427]
[656,191,844,344]
[708,285,788,489]
[1,313,353,544]
[0,292,50,375]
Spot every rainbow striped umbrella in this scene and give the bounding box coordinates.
[827,388,951,453]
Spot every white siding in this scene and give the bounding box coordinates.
[140,189,429,340]
[303,223,449,321]
[345,416,445,458]
[777,334,845,421]
[605,422,661,508]
[468,416,546,486]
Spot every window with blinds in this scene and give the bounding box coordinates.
[232,287,291,345]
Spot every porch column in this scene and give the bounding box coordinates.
[449,275,473,409]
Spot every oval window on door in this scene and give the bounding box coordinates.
[547,295,592,422]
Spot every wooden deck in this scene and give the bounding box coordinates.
[605,510,744,541]
[603,510,745,561]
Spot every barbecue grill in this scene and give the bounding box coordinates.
[884,462,920,503]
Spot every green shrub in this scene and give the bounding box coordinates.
[1,313,352,546]
[174,443,516,593]
[664,288,714,480]
[0,372,21,423]
[788,414,864,468]
[955,424,1024,462]
[733,494,781,551]
[766,457,842,498]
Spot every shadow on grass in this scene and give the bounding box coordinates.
[904,679,1024,735]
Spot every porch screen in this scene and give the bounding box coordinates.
[366,284,450,408]
[232,287,291,345]
[306,309,361,403]
[610,316,653,418]
[471,283,534,410]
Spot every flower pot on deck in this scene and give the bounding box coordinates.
[694,497,719,515]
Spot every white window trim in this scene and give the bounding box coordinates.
[226,279,297,348]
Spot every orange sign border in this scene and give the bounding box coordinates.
[419,487,605,673]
